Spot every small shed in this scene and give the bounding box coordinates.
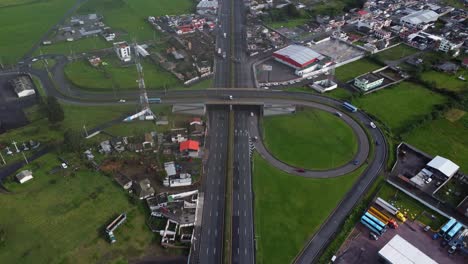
[16,170,33,184]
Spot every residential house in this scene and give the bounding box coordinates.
[114,172,133,190]
[16,170,33,184]
[180,140,200,158]
[135,179,155,199]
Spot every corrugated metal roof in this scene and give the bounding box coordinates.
[273,45,322,65]
[427,156,459,177]
[378,235,438,264]
[401,10,439,25]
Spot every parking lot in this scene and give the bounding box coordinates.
[335,220,467,264]
[311,39,364,63]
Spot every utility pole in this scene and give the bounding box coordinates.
[0,152,6,165]
[12,141,20,153]
[83,125,89,137]
[22,152,29,164]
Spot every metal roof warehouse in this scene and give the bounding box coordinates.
[273,45,324,69]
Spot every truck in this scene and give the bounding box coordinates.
[448,229,468,254]
[368,206,398,228]
[375,197,407,222]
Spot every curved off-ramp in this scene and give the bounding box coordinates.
[248,99,370,178]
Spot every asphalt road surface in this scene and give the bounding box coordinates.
[232,106,256,264]
[194,106,229,264]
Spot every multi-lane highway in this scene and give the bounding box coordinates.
[232,106,256,264]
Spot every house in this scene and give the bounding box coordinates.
[156,116,169,125]
[180,140,200,157]
[135,179,155,199]
[164,161,177,177]
[99,140,112,154]
[354,73,384,91]
[10,76,35,98]
[435,62,459,73]
[114,172,133,190]
[83,149,95,160]
[113,41,131,62]
[88,56,101,67]
[164,173,192,187]
[16,170,33,184]
[374,29,391,39]
[400,9,439,30]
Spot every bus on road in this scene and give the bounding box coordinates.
[343,102,358,112]
[148,98,162,103]
[439,218,457,236]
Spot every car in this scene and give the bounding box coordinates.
[251,136,258,141]
[263,87,269,90]
[335,111,343,117]
[295,168,305,173]
[353,160,359,165]
[61,163,68,169]
[118,99,126,103]
[425,177,432,184]
[272,82,279,86]
[250,112,254,117]
[306,76,313,80]
[424,225,431,232]
[31,58,38,62]
[370,122,376,129]
[375,140,380,146]
[369,232,379,240]
[228,95,233,100]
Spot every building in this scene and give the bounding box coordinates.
[400,10,439,30]
[165,173,192,187]
[135,179,155,199]
[374,29,391,39]
[143,133,154,148]
[438,39,458,53]
[272,45,324,70]
[164,161,177,177]
[378,235,437,264]
[180,140,200,157]
[10,76,35,98]
[113,41,131,62]
[354,73,384,91]
[114,172,132,190]
[196,0,218,14]
[427,156,459,179]
[16,170,33,184]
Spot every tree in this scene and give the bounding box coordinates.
[46,96,64,124]
[285,4,300,18]
[63,129,84,153]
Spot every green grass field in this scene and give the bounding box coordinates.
[263,108,358,169]
[420,69,468,93]
[64,57,180,90]
[35,37,111,57]
[375,44,419,61]
[0,0,76,64]
[0,153,156,264]
[335,58,382,82]
[403,114,468,172]
[254,154,366,264]
[77,0,195,41]
[352,82,447,133]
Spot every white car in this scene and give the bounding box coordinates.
[306,76,313,80]
[250,112,254,117]
[370,122,376,129]
[273,82,279,86]
[118,99,126,103]
[61,163,68,169]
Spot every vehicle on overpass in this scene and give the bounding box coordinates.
[368,206,398,228]
[343,102,358,112]
[375,197,407,222]
[148,98,162,103]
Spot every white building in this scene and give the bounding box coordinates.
[11,76,35,98]
[113,41,131,62]
[378,235,437,264]
[427,156,459,178]
[16,170,33,184]
[354,74,384,91]
[400,10,439,30]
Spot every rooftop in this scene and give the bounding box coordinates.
[273,45,324,68]
[378,235,438,264]
[401,9,439,25]
[427,156,459,178]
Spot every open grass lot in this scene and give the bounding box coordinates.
[335,58,382,82]
[64,57,180,90]
[77,0,195,41]
[375,44,419,61]
[0,0,76,64]
[352,82,448,133]
[0,153,159,264]
[253,154,366,264]
[403,113,468,172]
[34,37,111,57]
[420,69,468,93]
[267,18,309,29]
[377,183,447,229]
[263,108,358,170]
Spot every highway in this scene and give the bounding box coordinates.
[232,106,256,264]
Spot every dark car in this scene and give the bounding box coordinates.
[353,160,359,165]
[369,232,379,240]
[295,168,305,173]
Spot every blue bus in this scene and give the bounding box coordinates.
[364,212,387,231]
[445,222,463,241]
[439,218,457,236]
[148,98,162,103]
[343,102,358,112]
[361,215,384,235]
[360,218,381,236]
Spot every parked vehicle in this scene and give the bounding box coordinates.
[370,122,376,129]
[375,197,407,222]
[335,111,342,117]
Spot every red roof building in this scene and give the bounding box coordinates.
[462,58,468,68]
[272,45,324,69]
[180,140,200,152]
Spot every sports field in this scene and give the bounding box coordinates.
[404,112,468,172]
[253,154,365,264]
[335,58,382,82]
[35,37,111,56]
[0,153,155,264]
[0,0,75,64]
[64,57,180,91]
[352,82,447,133]
[263,108,358,170]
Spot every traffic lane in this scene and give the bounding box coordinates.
[198,108,229,264]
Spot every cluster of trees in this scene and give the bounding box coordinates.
[39,96,64,124]
[263,4,307,23]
